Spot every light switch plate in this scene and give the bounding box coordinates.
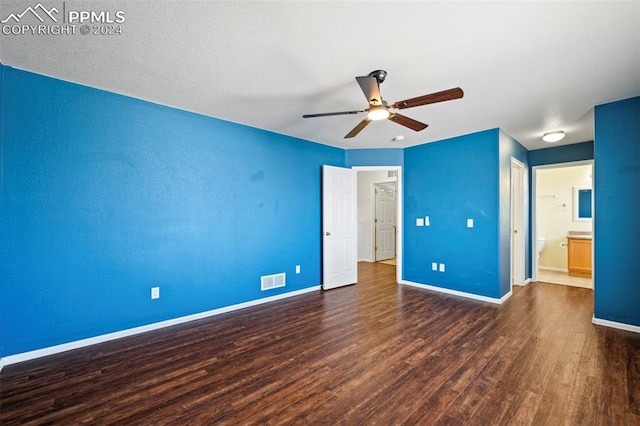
[467,218,474,228]
[151,287,160,299]
[439,263,445,272]
[416,218,424,227]
[432,262,438,271]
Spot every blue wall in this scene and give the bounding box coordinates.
[345,148,404,167]
[6,64,635,359]
[499,131,529,294]
[594,96,640,326]
[0,66,344,356]
[404,129,503,298]
[528,141,594,167]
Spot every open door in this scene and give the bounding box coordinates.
[322,165,357,290]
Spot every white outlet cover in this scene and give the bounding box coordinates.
[425,216,430,226]
[296,265,301,274]
[439,263,445,272]
[467,218,474,228]
[432,262,438,271]
[416,218,424,227]
[151,287,160,299]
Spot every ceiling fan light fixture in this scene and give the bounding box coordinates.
[367,107,390,121]
[542,130,565,143]
[303,71,463,138]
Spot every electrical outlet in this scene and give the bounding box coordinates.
[467,218,474,228]
[296,265,301,274]
[151,287,160,299]
[425,216,430,226]
[439,263,445,272]
[432,262,438,271]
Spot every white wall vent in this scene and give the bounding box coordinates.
[261,273,286,291]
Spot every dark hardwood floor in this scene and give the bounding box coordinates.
[1,262,639,425]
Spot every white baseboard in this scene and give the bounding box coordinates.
[539,266,569,273]
[592,316,640,334]
[400,280,511,305]
[1,286,321,367]
[499,290,512,304]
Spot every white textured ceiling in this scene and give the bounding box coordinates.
[1,1,639,150]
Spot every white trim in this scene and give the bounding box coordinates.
[499,290,512,304]
[515,278,532,287]
[400,280,511,305]
[592,316,640,334]
[1,286,320,367]
[352,166,403,285]
[539,266,569,273]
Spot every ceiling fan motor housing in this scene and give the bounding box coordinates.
[368,69,387,84]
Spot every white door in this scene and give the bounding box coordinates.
[375,183,396,261]
[322,165,357,290]
[511,159,526,286]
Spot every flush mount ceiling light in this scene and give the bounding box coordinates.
[542,130,565,143]
[367,107,390,121]
[392,135,404,142]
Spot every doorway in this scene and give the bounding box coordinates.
[532,161,594,289]
[354,166,403,283]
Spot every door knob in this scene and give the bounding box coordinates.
[324,231,331,236]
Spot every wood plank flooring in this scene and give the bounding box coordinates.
[1,262,639,424]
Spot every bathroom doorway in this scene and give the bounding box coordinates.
[532,161,593,288]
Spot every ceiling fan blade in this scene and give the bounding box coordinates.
[392,87,464,110]
[303,110,363,118]
[388,113,428,132]
[344,119,371,138]
[356,76,382,106]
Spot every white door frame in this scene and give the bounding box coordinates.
[353,166,403,284]
[510,158,526,288]
[531,159,594,282]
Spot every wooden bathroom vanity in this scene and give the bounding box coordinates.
[567,233,592,278]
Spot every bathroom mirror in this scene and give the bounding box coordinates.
[573,185,592,221]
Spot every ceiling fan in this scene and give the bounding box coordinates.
[303,70,464,138]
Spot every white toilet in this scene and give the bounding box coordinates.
[537,237,546,259]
